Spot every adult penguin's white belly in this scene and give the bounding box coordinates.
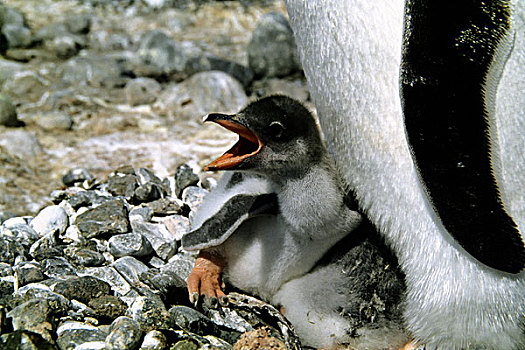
[284,0,525,349]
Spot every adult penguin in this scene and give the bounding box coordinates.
[283,0,525,349]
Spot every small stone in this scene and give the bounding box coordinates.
[185,55,254,88]
[30,205,69,237]
[162,215,190,241]
[181,186,208,213]
[0,130,43,161]
[0,330,57,350]
[7,298,67,342]
[125,78,161,106]
[162,253,195,282]
[2,24,32,49]
[169,306,217,335]
[112,256,149,285]
[136,168,162,186]
[1,71,47,103]
[0,237,25,264]
[136,30,189,76]
[0,279,14,306]
[174,164,199,198]
[172,339,198,350]
[81,266,132,297]
[88,295,128,324]
[59,55,122,88]
[41,257,77,278]
[56,321,107,350]
[139,267,186,301]
[105,316,142,350]
[129,206,153,223]
[131,221,177,260]
[4,223,39,247]
[0,94,20,127]
[106,175,138,199]
[65,13,92,35]
[108,232,153,258]
[140,330,167,350]
[65,247,105,267]
[14,261,44,286]
[144,198,182,216]
[0,262,12,277]
[35,111,73,131]
[157,71,248,120]
[53,276,112,304]
[76,200,130,239]
[62,168,94,187]
[68,191,108,210]
[134,183,163,203]
[126,295,173,332]
[248,12,300,78]
[59,225,83,244]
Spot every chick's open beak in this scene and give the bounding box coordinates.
[203,113,264,171]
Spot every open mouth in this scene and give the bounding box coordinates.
[204,119,263,171]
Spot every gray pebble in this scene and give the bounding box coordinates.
[76,200,130,239]
[131,221,177,261]
[2,24,32,49]
[112,256,149,285]
[0,95,20,127]
[126,295,173,332]
[106,175,138,199]
[181,186,208,213]
[140,330,167,350]
[87,295,127,324]
[0,130,43,161]
[155,71,248,119]
[105,316,142,350]
[65,13,92,35]
[35,111,73,131]
[169,306,217,335]
[14,261,44,286]
[248,12,300,78]
[41,257,77,278]
[64,247,105,267]
[7,298,67,342]
[56,321,108,350]
[174,164,199,198]
[0,330,57,350]
[136,30,189,76]
[81,266,132,297]
[62,168,94,187]
[108,232,153,258]
[125,77,161,106]
[30,205,69,237]
[134,183,164,203]
[129,206,153,223]
[53,276,112,304]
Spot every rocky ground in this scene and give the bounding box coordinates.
[0,164,302,349]
[0,0,312,348]
[0,0,310,219]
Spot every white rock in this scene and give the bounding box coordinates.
[30,205,69,237]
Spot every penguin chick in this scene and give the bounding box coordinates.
[185,95,362,300]
[183,96,409,349]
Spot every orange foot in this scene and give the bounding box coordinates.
[187,250,227,308]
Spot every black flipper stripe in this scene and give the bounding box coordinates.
[401,0,525,273]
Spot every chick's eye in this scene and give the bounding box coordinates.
[269,121,285,139]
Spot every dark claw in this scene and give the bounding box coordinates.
[219,295,229,306]
[192,292,199,307]
[204,296,219,309]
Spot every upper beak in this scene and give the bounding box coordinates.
[203,113,264,171]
